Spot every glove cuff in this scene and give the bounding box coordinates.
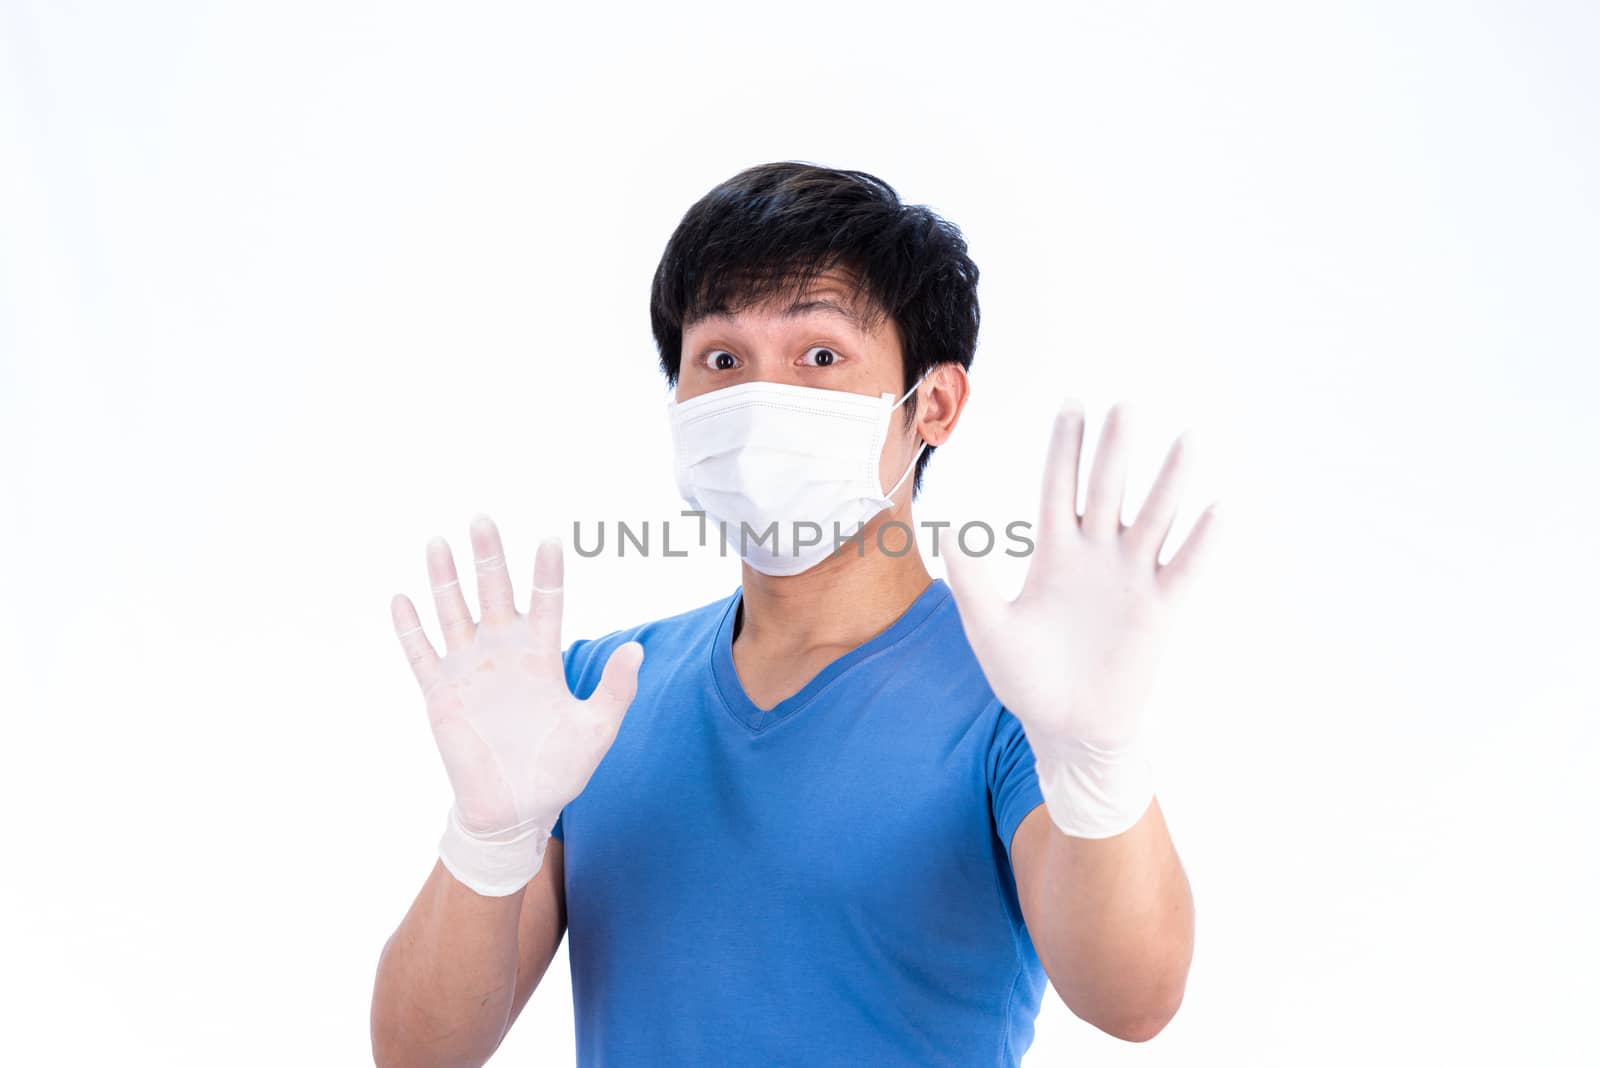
[1032,736,1155,839]
[437,804,551,897]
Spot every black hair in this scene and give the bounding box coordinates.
[649,161,980,493]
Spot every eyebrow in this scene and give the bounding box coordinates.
[782,296,865,327]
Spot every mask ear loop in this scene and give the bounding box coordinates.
[889,373,926,409]
[881,369,933,499]
[882,439,929,500]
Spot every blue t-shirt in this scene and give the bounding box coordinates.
[551,578,1048,1066]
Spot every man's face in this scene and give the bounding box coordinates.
[675,268,906,405]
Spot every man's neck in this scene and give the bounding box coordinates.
[734,506,934,657]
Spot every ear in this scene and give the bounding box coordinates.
[915,362,971,446]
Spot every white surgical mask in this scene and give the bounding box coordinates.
[667,375,928,576]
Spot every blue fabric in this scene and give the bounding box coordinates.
[550,578,1048,1066]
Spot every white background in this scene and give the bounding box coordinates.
[3,1,1596,1064]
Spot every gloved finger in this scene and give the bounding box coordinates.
[1126,430,1193,565]
[586,641,644,740]
[527,536,564,654]
[1082,402,1133,540]
[391,593,441,692]
[1037,399,1086,548]
[426,535,476,654]
[1157,500,1221,605]
[943,542,1006,645]
[469,514,518,625]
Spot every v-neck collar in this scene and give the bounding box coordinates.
[709,578,953,733]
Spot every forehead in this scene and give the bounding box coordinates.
[687,268,881,334]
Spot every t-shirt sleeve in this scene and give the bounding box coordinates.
[987,705,1045,863]
[549,638,595,845]
[546,622,654,847]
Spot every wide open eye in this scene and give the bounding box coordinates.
[801,346,839,367]
[704,350,737,371]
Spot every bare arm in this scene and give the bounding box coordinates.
[370,841,567,1068]
[1010,798,1193,1042]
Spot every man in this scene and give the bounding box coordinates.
[371,161,1219,1066]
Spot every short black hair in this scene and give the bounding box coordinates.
[649,161,980,493]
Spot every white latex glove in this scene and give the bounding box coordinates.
[945,401,1220,839]
[391,514,643,896]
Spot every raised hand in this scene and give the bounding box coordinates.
[391,514,644,896]
[945,401,1220,838]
